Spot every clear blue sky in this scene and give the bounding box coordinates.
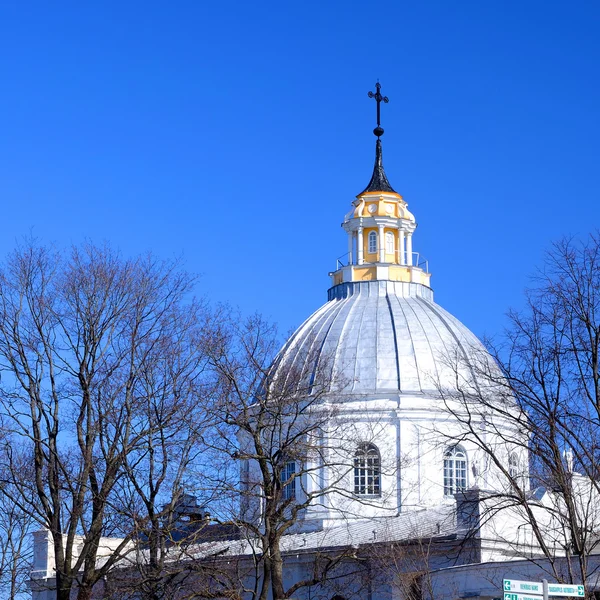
[0,1,598,339]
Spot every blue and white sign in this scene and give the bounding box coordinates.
[503,580,543,595]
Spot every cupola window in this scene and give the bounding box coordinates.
[368,231,377,254]
[354,443,381,496]
[443,445,467,496]
[282,461,296,501]
[385,231,394,254]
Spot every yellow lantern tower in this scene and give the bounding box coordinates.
[330,83,431,288]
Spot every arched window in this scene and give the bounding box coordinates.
[443,446,467,496]
[354,443,381,496]
[368,231,377,254]
[385,231,395,254]
[509,452,519,479]
[282,461,296,500]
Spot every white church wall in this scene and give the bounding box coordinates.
[299,388,529,526]
[315,414,401,525]
[238,387,530,536]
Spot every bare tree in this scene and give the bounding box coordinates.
[190,311,371,600]
[0,462,34,599]
[435,233,600,587]
[0,242,209,600]
[102,298,214,600]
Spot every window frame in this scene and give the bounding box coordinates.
[354,443,381,497]
[443,445,467,497]
[282,461,296,501]
[385,231,395,255]
[368,231,377,254]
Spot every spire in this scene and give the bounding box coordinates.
[331,82,430,291]
[359,82,397,195]
[360,138,396,194]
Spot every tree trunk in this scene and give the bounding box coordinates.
[259,555,272,600]
[270,546,286,600]
[76,587,95,600]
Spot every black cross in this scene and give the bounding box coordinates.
[368,82,389,133]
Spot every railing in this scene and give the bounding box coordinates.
[413,253,429,273]
[334,251,429,273]
[336,252,352,270]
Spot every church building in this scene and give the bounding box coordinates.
[29,85,597,600]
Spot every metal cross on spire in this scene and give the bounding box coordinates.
[368,82,389,138]
[360,81,396,194]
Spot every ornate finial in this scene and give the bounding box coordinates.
[360,82,396,195]
[367,82,389,138]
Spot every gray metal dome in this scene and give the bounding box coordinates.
[277,280,493,396]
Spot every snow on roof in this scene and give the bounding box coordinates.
[184,504,458,561]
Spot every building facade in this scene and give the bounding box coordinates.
[29,87,595,600]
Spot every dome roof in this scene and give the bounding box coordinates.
[277,281,497,396]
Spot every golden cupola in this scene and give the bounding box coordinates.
[330,83,431,289]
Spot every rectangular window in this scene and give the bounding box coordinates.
[444,449,467,496]
[456,461,467,491]
[443,458,453,496]
[282,461,296,500]
[386,232,394,254]
[354,445,381,496]
[368,231,377,254]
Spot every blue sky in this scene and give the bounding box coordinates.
[0,1,598,340]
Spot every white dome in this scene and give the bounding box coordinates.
[278,280,495,396]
